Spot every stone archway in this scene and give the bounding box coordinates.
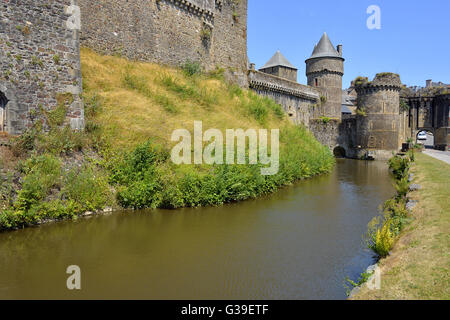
[333,146,346,158]
[415,129,435,149]
[0,90,7,132]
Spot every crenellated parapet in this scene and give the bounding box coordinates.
[165,0,216,24]
[355,73,402,96]
[249,71,319,101]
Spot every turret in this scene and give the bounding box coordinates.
[259,51,298,82]
[306,33,344,119]
[354,73,403,158]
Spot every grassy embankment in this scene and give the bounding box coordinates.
[0,48,334,230]
[353,152,450,299]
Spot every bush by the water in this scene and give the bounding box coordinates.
[109,125,334,210]
[388,155,410,180]
[367,218,395,258]
[366,152,415,257]
[0,152,113,231]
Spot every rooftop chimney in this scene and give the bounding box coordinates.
[426,79,432,88]
[337,45,343,56]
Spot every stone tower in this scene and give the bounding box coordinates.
[259,51,298,82]
[306,33,344,119]
[355,73,403,159]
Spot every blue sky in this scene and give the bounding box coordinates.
[248,0,450,88]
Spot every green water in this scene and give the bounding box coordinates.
[0,159,394,299]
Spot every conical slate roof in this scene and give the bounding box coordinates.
[260,51,297,70]
[307,33,343,60]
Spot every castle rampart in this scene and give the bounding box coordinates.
[78,0,248,78]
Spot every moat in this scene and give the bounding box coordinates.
[0,160,394,300]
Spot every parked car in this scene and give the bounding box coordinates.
[417,131,427,141]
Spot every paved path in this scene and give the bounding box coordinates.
[423,149,450,165]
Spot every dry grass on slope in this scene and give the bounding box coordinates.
[81,48,288,152]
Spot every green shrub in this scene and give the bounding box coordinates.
[182,60,202,77]
[37,126,86,155]
[356,108,367,117]
[0,172,15,210]
[10,127,38,156]
[389,155,410,180]
[62,164,112,212]
[319,116,331,124]
[383,198,410,235]
[0,209,20,230]
[367,217,395,258]
[394,175,411,200]
[110,141,170,209]
[407,149,415,162]
[15,154,61,211]
[26,199,82,221]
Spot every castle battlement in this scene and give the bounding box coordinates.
[249,71,319,101]
[355,73,402,95]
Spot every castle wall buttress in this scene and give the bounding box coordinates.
[0,0,84,135]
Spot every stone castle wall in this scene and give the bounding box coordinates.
[309,118,357,158]
[355,74,402,158]
[78,0,248,76]
[0,0,84,135]
[248,70,319,127]
[406,94,450,150]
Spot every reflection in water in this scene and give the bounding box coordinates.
[0,160,394,299]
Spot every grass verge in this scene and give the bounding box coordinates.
[353,152,450,299]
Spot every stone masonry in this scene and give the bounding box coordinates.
[77,0,248,83]
[354,73,403,160]
[248,69,319,127]
[0,0,84,135]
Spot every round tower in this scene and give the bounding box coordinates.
[306,33,344,120]
[354,73,403,159]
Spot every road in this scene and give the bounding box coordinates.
[423,149,450,165]
[416,133,450,164]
